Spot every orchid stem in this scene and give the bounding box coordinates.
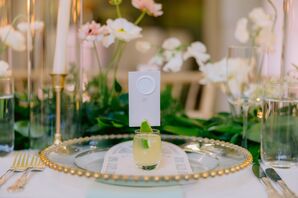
[93,42,102,73]
[267,0,277,31]
[11,14,26,26]
[113,43,125,80]
[106,41,120,71]
[108,41,125,103]
[116,4,122,18]
[135,12,146,25]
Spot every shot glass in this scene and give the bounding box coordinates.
[133,129,162,170]
[261,82,298,168]
[0,77,14,156]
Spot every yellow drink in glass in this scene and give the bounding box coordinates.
[133,129,162,170]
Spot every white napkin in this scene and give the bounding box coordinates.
[87,184,184,198]
[101,141,192,176]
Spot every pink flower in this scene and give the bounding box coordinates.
[100,25,115,47]
[79,21,103,42]
[132,0,163,17]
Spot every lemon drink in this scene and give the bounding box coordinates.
[133,121,162,170]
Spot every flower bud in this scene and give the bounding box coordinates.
[109,0,122,6]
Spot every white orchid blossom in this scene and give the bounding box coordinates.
[17,21,44,32]
[0,25,26,51]
[234,7,275,51]
[234,18,249,43]
[16,21,45,52]
[255,27,275,51]
[149,54,164,66]
[161,41,184,72]
[162,37,181,50]
[183,41,210,67]
[249,7,273,28]
[227,58,251,82]
[0,60,11,77]
[226,58,253,98]
[163,52,183,72]
[200,57,258,101]
[136,52,164,71]
[107,18,142,42]
[138,38,211,73]
[199,58,226,84]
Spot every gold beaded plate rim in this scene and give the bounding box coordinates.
[39,134,252,182]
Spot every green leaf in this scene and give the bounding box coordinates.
[247,123,261,143]
[14,132,30,150]
[14,121,46,138]
[248,144,260,163]
[114,79,122,93]
[173,115,204,128]
[163,125,201,136]
[216,112,231,118]
[140,120,153,133]
[160,85,173,110]
[160,85,182,113]
[208,124,242,134]
[97,118,112,128]
[111,121,124,128]
[118,93,128,106]
[230,133,241,144]
[85,124,101,134]
[108,112,128,124]
[15,92,28,101]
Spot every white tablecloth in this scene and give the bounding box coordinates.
[0,152,297,198]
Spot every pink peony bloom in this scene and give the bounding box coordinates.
[79,21,103,42]
[132,0,163,17]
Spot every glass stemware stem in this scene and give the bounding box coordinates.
[242,103,249,148]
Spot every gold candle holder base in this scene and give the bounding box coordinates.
[50,73,67,146]
[50,73,79,155]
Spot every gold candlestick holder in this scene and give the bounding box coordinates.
[50,73,67,145]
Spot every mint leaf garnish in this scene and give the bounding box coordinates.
[141,138,150,149]
[139,120,153,149]
[140,120,153,133]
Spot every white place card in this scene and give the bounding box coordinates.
[128,71,160,127]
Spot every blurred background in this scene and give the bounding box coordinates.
[8,0,266,120]
[1,0,278,149]
[82,0,263,115]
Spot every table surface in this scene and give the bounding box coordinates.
[0,152,297,198]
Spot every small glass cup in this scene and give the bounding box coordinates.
[0,77,14,156]
[133,129,162,170]
[261,82,298,168]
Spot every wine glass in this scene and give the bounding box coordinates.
[225,46,264,148]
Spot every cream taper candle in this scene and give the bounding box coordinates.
[52,0,71,74]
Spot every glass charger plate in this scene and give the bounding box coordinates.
[39,134,252,187]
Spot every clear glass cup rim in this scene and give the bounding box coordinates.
[263,81,298,101]
[135,129,160,135]
[228,45,261,51]
[265,80,298,87]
